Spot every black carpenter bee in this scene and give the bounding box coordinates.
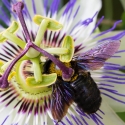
[70,71,102,114]
[43,40,120,121]
[44,60,102,121]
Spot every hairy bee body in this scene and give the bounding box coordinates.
[70,71,102,114]
[44,59,102,120]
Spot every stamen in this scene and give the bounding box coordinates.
[34,19,49,46]
[60,36,74,62]
[30,58,42,82]
[0,21,19,43]
[3,31,26,49]
[33,15,63,47]
[44,48,68,55]
[26,73,57,88]
[13,2,31,43]
[32,44,74,81]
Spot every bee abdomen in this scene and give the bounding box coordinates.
[70,73,102,114]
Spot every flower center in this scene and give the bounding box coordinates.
[0,1,75,92]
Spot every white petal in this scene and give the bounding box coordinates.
[71,0,102,28]
[107,31,125,66]
[92,68,125,112]
[23,0,44,17]
[101,83,125,112]
[89,31,125,112]
[92,31,125,66]
[58,0,102,38]
[58,100,125,125]
[97,100,125,125]
[102,32,125,112]
[120,0,125,10]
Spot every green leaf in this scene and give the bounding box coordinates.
[119,66,125,73]
[121,12,125,29]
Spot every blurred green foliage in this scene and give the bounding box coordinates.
[117,112,125,122]
[121,12,125,29]
[99,0,124,31]
[0,0,10,28]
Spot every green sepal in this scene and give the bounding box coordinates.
[60,36,74,62]
[33,15,63,31]
[0,21,19,42]
[26,73,57,88]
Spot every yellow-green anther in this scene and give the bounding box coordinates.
[30,58,42,82]
[33,15,63,31]
[35,19,49,46]
[0,21,19,43]
[0,33,6,43]
[26,73,57,88]
[3,31,26,49]
[60,36,74,62]
[7,21,19,33]
[44,48,69,55]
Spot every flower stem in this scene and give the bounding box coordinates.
[13,2,31,43]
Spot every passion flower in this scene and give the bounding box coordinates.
[0,0,125,125]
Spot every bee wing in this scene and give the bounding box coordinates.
[77,40,120,70]
[51,80,73,121]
